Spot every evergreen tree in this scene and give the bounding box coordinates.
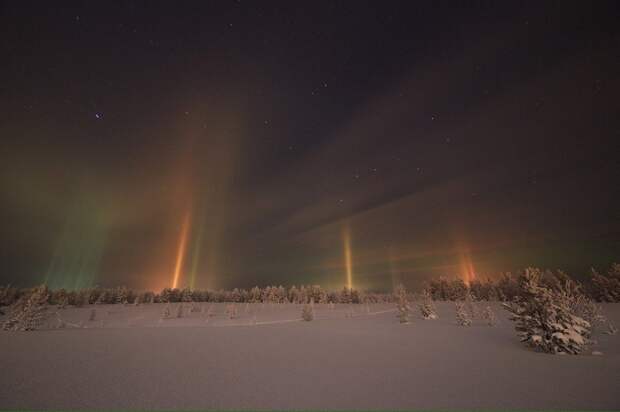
[3,285,49,331]
[226,303,238,319]
[250,286,261,303]
[181,288,193,303]
[503,268,591,354]
[161,303,171,320]
[465,291,478,319]
[115,286,129,305]
[302,303,314,321]
[419,289,438,320]
[394,284,411,324]
[455,301,472,326]
[589,265,620,302]
[482,305,497,326]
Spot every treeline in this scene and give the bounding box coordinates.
[427,263,620,302]
[0,284,386,308]
[0,263,618,308]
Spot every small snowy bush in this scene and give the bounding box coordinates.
[455,301,471,326]
[482,305,497,326]
[176,303,185,318]
[503,268,591,354]
[419,289,438,320]
[302,303,314,321]
[161,303,172,320]
[465,292,477,319]
[226,304,238,319]
[395,284,411,324]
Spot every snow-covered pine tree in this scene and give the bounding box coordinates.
[482,305,497,326]
[115,286,129,305]
[75,290,90,307]
[226,303,238,319]
[503,267,591,354]
[207,304,215,317]
[95,289,108,304]
[604,322,617,335]
[465,291,478,319]
[52,289,68,309]
[247,286,258,303]
[394,284,411,324]
[181,288,193,303]
[419,289,438,320]
[161,303,171,320]
[589,264,620,302]
[302,303,314,321]
[3,285,50,331]
[455,301,471,326]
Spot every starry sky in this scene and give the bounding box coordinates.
[1,1,619,291]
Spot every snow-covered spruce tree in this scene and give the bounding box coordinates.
[3,285,50,331]
[226,303,238,319]
[419,289,438,320]
[95,289,108,304]
[75,289,90,307]
[301,303,314,321]
[115,286,129,305]
[161,303,171,320]
[503,267,591,354]
[206,304,215,317]
[455,301,471,326]
[560,277,617,337]
[588,264,620,302]
[497,272,520,302]
[482,305,497,326]
[394,284,411,324]
[52,288,68,309]
[465,292,478,319]
[181,288,193,303]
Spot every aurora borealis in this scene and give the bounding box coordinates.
[1,2,618,292]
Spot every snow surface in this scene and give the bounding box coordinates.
[1,302,618,410]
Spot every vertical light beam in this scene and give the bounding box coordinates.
[188,215,205,290]
[172,211,191,289]
[343,226,353,289]
[458,246,476,286]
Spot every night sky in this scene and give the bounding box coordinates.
[1,1,619,292]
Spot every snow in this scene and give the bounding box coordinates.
[1,301,618,410]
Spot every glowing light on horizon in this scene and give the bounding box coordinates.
[172,211,191,289]
[188,214,205,290]
[458,247,476,285]
[343,226,353,289]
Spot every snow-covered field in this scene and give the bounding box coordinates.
[1,302,618,410]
